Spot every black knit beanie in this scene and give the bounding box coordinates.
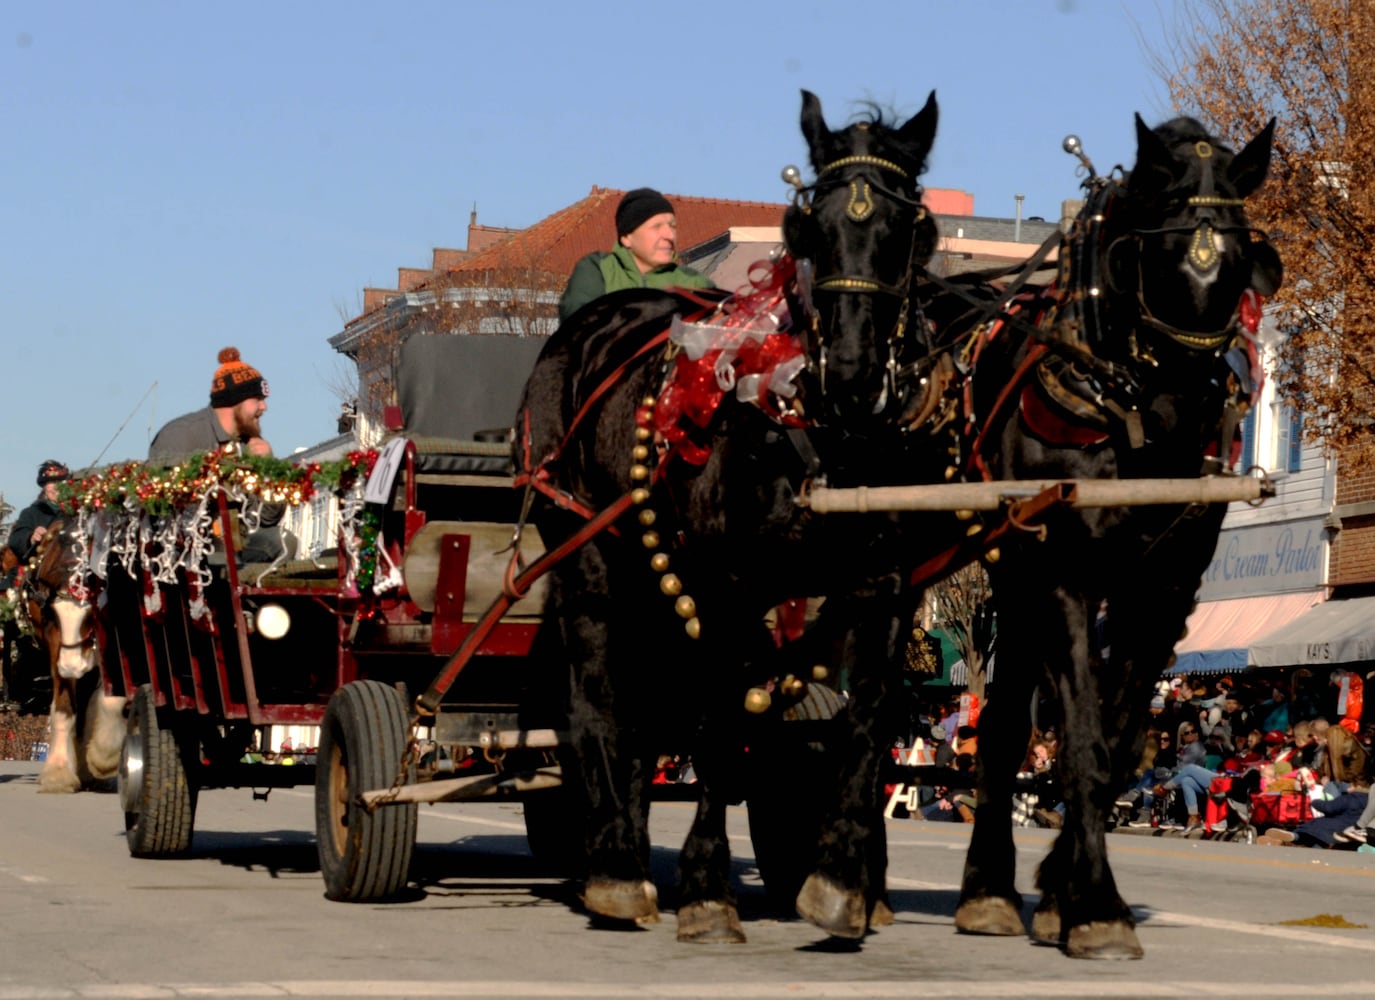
[209,347,268,407]
[615,188,675,237]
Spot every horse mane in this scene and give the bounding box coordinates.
[1151,116,1234,153]
[844,101,935,177]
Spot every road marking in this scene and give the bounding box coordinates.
[2,980,1375,998]
[885,872,1375,953]
[0,865,48,884]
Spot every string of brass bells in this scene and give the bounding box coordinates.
[632,395,701,640]
[744,662,830,715]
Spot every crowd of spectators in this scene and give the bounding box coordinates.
[1115,670,1373,848]
[895,671,1373,851]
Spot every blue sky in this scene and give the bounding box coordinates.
[1,0,1184,517]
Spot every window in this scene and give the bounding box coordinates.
[1238,405,1257,472]
[1273,404,1303,473]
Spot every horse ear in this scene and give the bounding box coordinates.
[1229,117,1275,198]
[896,90,938,160]
[1131,113,1176,194]
[800,90,831,160]
[1251,239,1284,296]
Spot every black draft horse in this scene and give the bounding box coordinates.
[933,115,1281,958]
[516,89,940,943]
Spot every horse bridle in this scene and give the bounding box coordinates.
[791,152,931,414]
[1107,141,1272,352]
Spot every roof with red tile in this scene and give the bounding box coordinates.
[446,187,787,280]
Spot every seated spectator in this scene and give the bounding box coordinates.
[1263,774,1370,847]
[1203,725,1233,771]
[1152,721,1215,833]
[1322,725,1367,786]
[1021,739,1063,829]
[1255,686,1294,736]
[1224,728,1266,772]
[919,752,976,823]
[1217,689,1253,741]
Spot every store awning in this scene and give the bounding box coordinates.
[1249,596,1375,667]
[1166,591,1325,676]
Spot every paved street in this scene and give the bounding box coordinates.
[2,759,1374,998]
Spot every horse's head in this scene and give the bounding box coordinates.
[1105,115,1282,358]
[783,89,939,424]
[29,520,96,681]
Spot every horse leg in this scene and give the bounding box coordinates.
[556,546,659,925]
[1034,594,1140,960]
[954,594,1038,938]
[798,583,907,939]
[676,746,746,943]
[79,687,126,782]
[38,675,81,794]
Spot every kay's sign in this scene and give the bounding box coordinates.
[1198,517,1326,601]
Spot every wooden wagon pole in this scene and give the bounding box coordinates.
[799,473,1272,514]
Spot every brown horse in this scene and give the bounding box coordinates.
[26,519,125,792]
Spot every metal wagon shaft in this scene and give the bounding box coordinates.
[798,473,1272,514]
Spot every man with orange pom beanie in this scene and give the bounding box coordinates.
[149,347,271,463]
[148,347,283,561]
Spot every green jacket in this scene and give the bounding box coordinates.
[558,245,711,322]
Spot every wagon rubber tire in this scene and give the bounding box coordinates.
[119,684,197,857]
[746,683,844,908]
[315,680,417,902]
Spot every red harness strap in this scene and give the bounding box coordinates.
[965,340,1049,480]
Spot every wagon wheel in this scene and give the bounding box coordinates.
[746,682,844,909]
[315,680,417,902]
[120,684,198,857]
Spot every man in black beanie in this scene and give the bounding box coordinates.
[557,187,712,322]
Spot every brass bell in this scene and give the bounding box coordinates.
[632,444,650,461]
[660,573,682,595]
[631,488,650,505]
[965,523,983,537]
[675,595,697,619]
[984,547,1001,564]
[785,677,806,698]
[642,395,657,407]
[630,464,650,481]
[811,664,829,682]
[954,509,974,521]
[642,531,661,549]
[944,465,958,481]
[744,686,771,713]
[638,508,657,526]
[635,425,652,441]
[684,616,701,639]
[650,552,670,572]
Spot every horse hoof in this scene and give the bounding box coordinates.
[954,896,1025,937]
[796,873,866,939]
[1066,920,1143,960]
[870,898,896,928]
[1029,905,1061,945]
[583,878,659,923]
[37,768,81,794]
[676,901,746,943]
